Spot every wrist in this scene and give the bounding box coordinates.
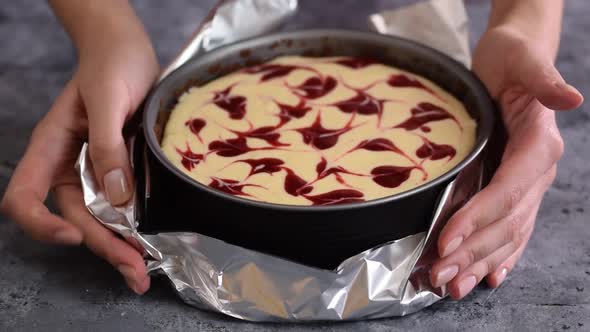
[482,23,557,63]
[77,27,155,65]
[50,0,154,61]
[76,17,154,61]
[487,0,562,59]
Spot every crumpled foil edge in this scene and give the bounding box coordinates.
[77,142,482,321]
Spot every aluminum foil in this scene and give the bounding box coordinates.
[76,0,483,321]
[369,0,471,67]
[159,0,298,80]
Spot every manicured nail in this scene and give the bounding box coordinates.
[555,82,582,96]
[135,275,151,295]
[126,280,141,295]
[104,168,129,206]
[496,267,508,285]
[457,275,477,298]
[118,265,137,283]
[118,265,143,294]
[441,236,463,257]
[53,228,82,245]
[434,264,459,287]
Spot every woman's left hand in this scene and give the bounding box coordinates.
[430,25,583,299]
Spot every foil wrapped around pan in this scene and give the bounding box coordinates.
[76,0,480,321]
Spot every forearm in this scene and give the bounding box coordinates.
[488,0,563,58]
[48,0,153,58]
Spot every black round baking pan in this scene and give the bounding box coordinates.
[136,29,495,269]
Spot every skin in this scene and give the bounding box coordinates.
[431,0,584,299]
[0,0,159,294]
[0,0,584,297]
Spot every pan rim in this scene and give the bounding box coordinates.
[143,28,494,212]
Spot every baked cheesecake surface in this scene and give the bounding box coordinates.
[161,56,477,206]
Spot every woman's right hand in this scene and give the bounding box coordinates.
[1,24,159,294]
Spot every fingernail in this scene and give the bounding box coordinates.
[104,168,129,206]
[555,82,582,96]
[53,228,82,245]
[135,275,151,295]
[441,236,463,257]
[118,265,147,295]
[457,275,477,298]
[496,267,508,285]
[434,264,459,287]
[117,264,137,284]
[125,279,141,295]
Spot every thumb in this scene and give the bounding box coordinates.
[516,51,583,110]
[84,82,134,206]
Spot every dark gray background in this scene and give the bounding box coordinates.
[0,1,588,331]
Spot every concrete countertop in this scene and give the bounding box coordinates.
[1,1,588,331]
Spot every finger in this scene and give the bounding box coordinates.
[83,79,134,206]
[451,216,536,299]
[448,236,528,300]
[448,204,539,300]
[486,194,542,289]
[437,104,562,258]
[1,187,82,245]
[0,81,83,245]
[512,44,583,110]
[431,190,535,288]
[125,236,148,257]
[432,166,555,288]
[485,227,532,288]
[54,184,150,294]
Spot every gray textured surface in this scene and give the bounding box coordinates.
[0,1,588,331]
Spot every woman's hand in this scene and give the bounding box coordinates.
[0,22,159,294]
[430,25,583,299]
